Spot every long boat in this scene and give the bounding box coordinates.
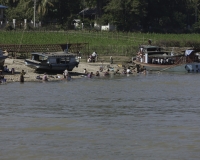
[133,45,200,73]
[25,51,79,72]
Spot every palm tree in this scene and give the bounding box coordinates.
[21,0,57,16]
[37,0,57,16]
[189,0,200,23]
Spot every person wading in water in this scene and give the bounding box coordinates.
[20,70,25,82]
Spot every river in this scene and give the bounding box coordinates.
[0,72,200,160]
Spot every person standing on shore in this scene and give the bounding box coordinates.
[110,56,113,64]
[20,70,25,82]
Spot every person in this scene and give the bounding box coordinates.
[95,71,100,76]
[148,39,152,45]
[95,53,98,62]
[87,57,91,63]
[63,69,69,79]
[114,69,120,75]
[91,51,97,62]
[110,56,113,64]
[84,68,88,74]
[122,68,127,74]
[87,72,93,78]
[143,68,147,75]
[3,65,9,72]
[127,67,131,74]
[77,51,81,62]
[42,72,48,81]
[20,70,25,82]
[104,69,110,76]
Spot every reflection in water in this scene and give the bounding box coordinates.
[1,73,200,160]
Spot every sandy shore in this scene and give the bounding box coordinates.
[2,58,128,83]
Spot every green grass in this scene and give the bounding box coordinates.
[1,30,200,56]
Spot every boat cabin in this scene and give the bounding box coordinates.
[136,45,200,65]
[31,52,77,64]
[25,51,79,71]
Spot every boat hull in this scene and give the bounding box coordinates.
[0,56,7,68]
[133,61,200,73]
[25,59,79,72]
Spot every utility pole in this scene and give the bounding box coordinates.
[33,0,36,27]
[195,3,199,23]
[83,0,85,22]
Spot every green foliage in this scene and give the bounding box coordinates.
[1,0,200,33]
[1,31,200,56]
[4,24,14,30]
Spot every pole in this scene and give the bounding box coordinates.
[33,0,36,28]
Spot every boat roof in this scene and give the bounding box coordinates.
[31,51,76,57]
[148,54,183,58]
[140,45,162,50]
[144,50,184,57]
[140,45,160,48]
[139,45,163,52]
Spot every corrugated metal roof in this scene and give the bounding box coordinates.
[0,5,8,9]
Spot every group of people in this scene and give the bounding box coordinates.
[82,67,131,78]
[87,52,98,63]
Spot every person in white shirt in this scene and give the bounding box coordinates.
[63,69,69,78]
[126,68,131,74]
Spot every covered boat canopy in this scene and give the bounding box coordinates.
[185,50,194,56]
[31,51,76,58]
[139,45,163,52]
[185,48,200,56]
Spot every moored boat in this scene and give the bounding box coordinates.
[133,45,200,73]
[25,51,79,72]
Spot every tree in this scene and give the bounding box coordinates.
[103,0,147,31]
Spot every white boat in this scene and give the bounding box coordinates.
[133,45,200,73]
[25,51,79,72]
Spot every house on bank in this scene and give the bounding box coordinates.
[0,5,8,22]
[78,7,116,31]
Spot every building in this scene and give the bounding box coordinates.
[0,5,8,22]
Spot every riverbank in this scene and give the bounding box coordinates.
[2,58,133,83]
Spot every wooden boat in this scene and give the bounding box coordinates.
[133,45,200,73]
[0,49,8,69]
[25,51,79,72]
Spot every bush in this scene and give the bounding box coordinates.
[4,24,14,31]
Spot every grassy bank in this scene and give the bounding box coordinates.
[1,30,200,56]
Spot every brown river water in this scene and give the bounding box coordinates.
[0,72,200,160]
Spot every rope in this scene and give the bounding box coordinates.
[16,26,26,59]
[157,56,184,73]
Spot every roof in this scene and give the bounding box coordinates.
[0,5,8,9]
[31,52,76,57]
[140,45,162,49]
[140,45,162,52]
[73,19,81,23]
